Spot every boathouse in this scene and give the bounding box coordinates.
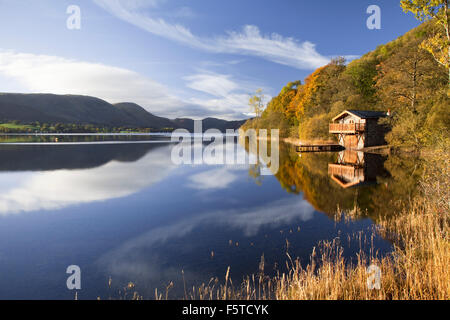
[328,151,388,188]
[329,110,390,150]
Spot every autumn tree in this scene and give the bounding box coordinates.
[287,58,346,140]
[341,57,379,106]
[289,67,324,121]
[264,81,300,124]
[247,85,294,137]
[239,21,448,147]
[248,88,265,118]
[375,21,448,149]
[401,0,450,87]
[290,58,346,121]
[375,39,437,112]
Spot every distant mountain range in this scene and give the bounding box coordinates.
[0,93,247,132]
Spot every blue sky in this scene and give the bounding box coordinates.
[0,0,420,119]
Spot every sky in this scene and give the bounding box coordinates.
[0,0,421,120]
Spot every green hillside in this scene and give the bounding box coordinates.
[242,21,449,149]
[0,93,245,132]
[113,102,175,128]
[172,117,247,132]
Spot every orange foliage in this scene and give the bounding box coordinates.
[289,66,327,121]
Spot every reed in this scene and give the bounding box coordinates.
[114,150,448,300]
[183,150,449,300]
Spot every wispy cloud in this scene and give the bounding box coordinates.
[93,0,330,70]
[0,146,176,215]
[187,167,238,190]
[93,0,203,47]
[187,94,253,118]
[98,195,315,274]
[0,50,253,120]
[97,194,315,291]
[168,6,196,19]
[215,25,330,69]
[184,73,238,97]
[0,50,182,113]
[183,71,270,118]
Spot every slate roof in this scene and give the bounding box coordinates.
[347,110,388,119]
[332,110,388,121]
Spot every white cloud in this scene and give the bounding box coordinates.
[183,72,271,119]
[168,6,196,19]
[120,0,164,10]
[0,140,269,215]
[0,50,183,114]
[227,59,245,65]
[187,94,251,118]
[184,73,238,97]
[0,50,254,120]
[0,145,176,215]
[216,25,329,70]
[94,0,203,47]
[342,55,360,62]
[93,0,330,70]
[97,196,316,282]
[187,167,238,190]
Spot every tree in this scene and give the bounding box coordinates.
[385,108,427,149]
[375,39,437,112]
[290,58,346,122]
[263,81,300,124]
[401,0,450,87]
[344,57,379,103]
[249,89,265,118]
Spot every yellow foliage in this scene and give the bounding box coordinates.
[420,32,450,69]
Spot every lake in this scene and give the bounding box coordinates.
[0,134,420,299]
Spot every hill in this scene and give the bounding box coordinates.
[0,93,246,132]
[113,102,175,128]
[241,21,449,149]
[172,117,246,132]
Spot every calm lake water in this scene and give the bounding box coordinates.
[0,134,419,299]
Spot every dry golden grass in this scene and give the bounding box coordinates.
[117,149,448,301]
[175,150,449,300]
[180,199,448,300]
